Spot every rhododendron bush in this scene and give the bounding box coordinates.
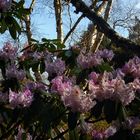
[0,40,139,140]
[0,0,140,140]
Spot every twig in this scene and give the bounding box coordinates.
[63,14,84,43]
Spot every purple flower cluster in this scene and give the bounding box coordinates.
[51,76,95,112]
[26,81,48,92]
[15,125,32,140]
[45,58,66,76]
[122,56,140,78]
[77,51,102,69]
[6,64,25,81]
[77,49,114,69]
[133,78,140,92]
[91,117,140,139]
[0,91,8,103]
[32,51,44,61]
[9,89,33,108]
[61,86,95,112]
[104,124,118,138]
[123,117,140,129]
[0,42,17,61]
[51,76,72,95]
[92,122,118,139]
[96,49,114,61]
[88,72,136,105]
[92,130,105,140]
[0,0,12,12]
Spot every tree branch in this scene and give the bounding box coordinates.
[63,14,84,43]
[68,0,140,55]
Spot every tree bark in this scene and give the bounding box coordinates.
[54,0,63,43]
[80,1,106,50]
[68,0,140,55]
[25,15,32,45]
[91,0,113,52]
[88,1,106,51]
[24,0,36,45]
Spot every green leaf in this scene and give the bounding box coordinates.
[54,42,65,49]
[97,62,113,72]
[91,101,103,118]
[9,26,17,39]
[79,134,92,140]
[104,100,117,123]
[69,129,79,140]
[16,0,25,8]
[118,105,127,122]
[68,112,79,130]
[5,16,20,39]
[12,17,21,33]
[40,60,45,74]
[42,38,48,42]
[0,20,7,33]
[31,38,39,43]
[21,133,27,140]
[65,50,72,57]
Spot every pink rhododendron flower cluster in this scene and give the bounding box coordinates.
[88,72,136,105]
[9,89,33,108]
[122,56,140,78]
[51,76,72,95]
[61,86,96,112]
[51,76,95,112]
[77,51,102,69]
[45,58,66,76]
[77,49,114,69]
[96,49,114,61]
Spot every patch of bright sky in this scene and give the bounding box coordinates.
[30,2,90,44]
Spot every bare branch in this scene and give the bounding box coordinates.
[63,14,83,43]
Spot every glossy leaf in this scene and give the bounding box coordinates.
[68,112,79,130]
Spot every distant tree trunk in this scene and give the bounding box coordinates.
[80,1,106,51]
[25,15,32,45]
[88,1,106,50]
[24,0,36,45]
[91,0,113,52]
[54,0,63,43]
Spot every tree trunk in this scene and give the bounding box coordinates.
[24,0,36,45]
[88,1,106,50]
[25,15,32,45]
[80,1,106,51]
[91,0,113,52]
[54,0,63,43]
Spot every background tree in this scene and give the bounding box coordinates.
[129,16,140,45]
